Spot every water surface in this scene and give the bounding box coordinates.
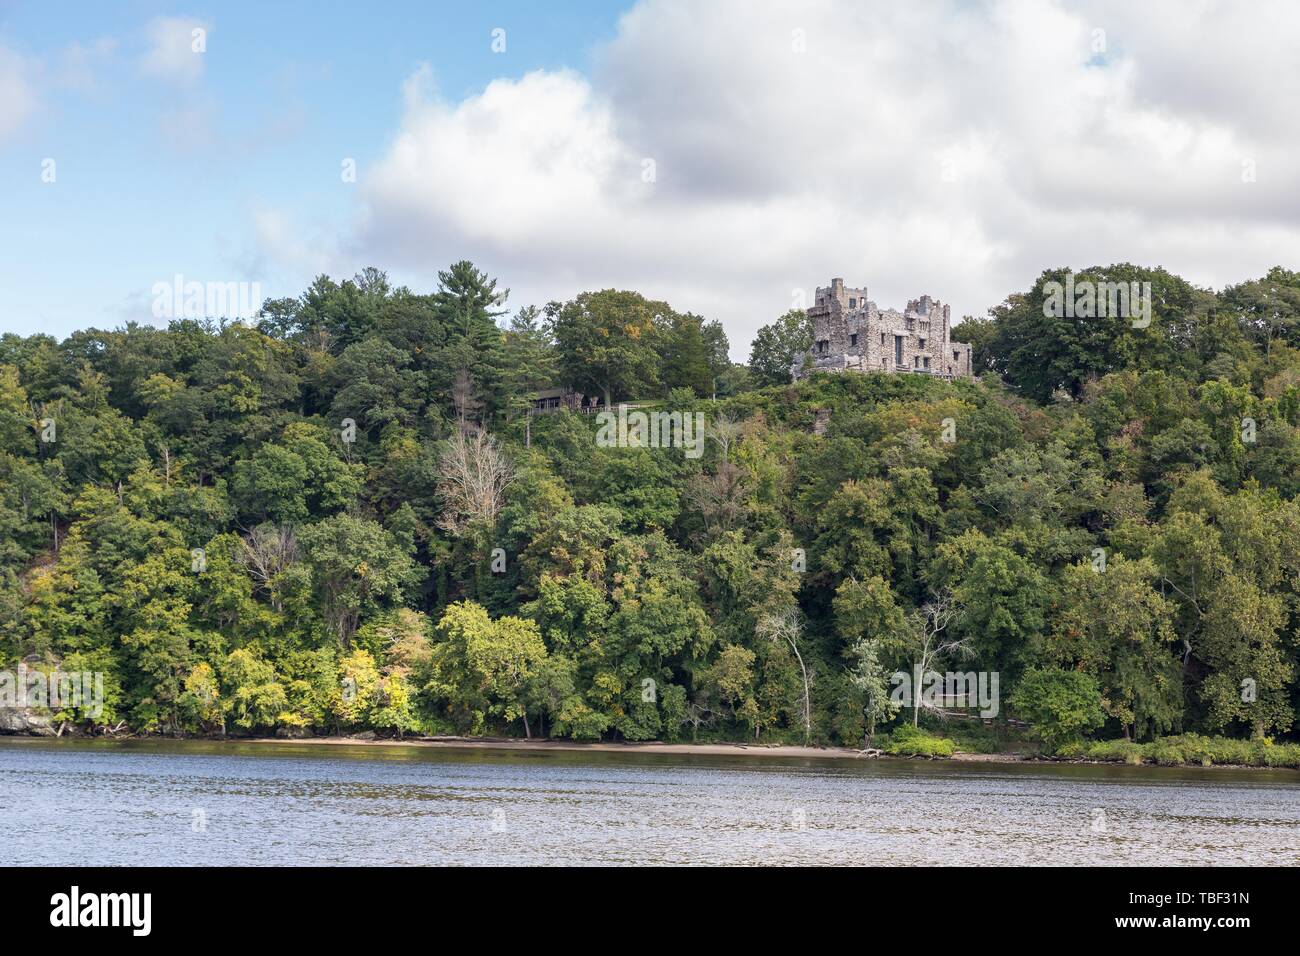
[2,738,1297,865]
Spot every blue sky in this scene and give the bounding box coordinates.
[3,1,1298,357]
[0,1,629,339]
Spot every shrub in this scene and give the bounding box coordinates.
[883,725,956,758]
[1010,668,1105,753]
[1060,739,1143,764]
[1058,734,1300,768]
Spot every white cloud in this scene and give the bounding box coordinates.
[261,0,1300,359]
[0,37,118,145]
[140,16,209,83]
[56,37,117,93]
[250,206,343,280]
[0,44,37,143]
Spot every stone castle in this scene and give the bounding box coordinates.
[792,278,974,380]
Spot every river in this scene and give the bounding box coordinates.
[2,738,1298,865]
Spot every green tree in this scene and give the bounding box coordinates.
[179,661,224,734]
[659,312,714,397]
[550,290,664,406]
[431,260,510,424]
[502,305,560,432]
[982,265,1198,402]
[1051,557,1182,740]
[426,601,547,736]
[298,514,419,647]
[928,529,1050,681]
[223,648,289,730]
[748,309,813,386]
[1011,667,1105,752]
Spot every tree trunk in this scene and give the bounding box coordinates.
[912,661,926,727]
[788,639,811,745]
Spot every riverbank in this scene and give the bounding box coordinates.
[215,735,1300,769]
[209,735,927,761]
[0,731,1003,762]
[6,729,1299,770]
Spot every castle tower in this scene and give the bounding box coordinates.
[794,278,974,381]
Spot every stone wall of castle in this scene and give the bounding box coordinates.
[794,277,973,380]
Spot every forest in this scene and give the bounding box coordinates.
[3,260,1300,762]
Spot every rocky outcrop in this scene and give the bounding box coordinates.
[275,725,314,739]
[0,708,57,736]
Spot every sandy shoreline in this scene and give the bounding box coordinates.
[5,733,1294,770]
[197,734,1026,763]
[237,737,1295,770]
[0,731,994,761]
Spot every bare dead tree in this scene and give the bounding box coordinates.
[710,413,742,460]
[757,605,812,745]
[237,525,300,612]
[436,430,516,535]
[681,697,721,741]
[903,590,970,726]
[451,368,484,432]
[684,413,748,532]
[686,462,747,532]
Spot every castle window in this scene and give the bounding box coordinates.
[919,337,926,348]
[894,335,904,366]
[849,333,858,348]
[849,298,856,308]
[880,331,886,345]
[923,357,931,370]
[816,339,829,354]
[953,350,960,361]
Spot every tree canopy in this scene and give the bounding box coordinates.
[3,260,1300,751]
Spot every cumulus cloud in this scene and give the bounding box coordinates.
[268,0,1300,358]
[140,16,209,83]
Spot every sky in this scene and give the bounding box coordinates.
[2,0,1299,359]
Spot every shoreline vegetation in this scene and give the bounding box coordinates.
[7,262,1300,761]
[7,730,1300,772]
